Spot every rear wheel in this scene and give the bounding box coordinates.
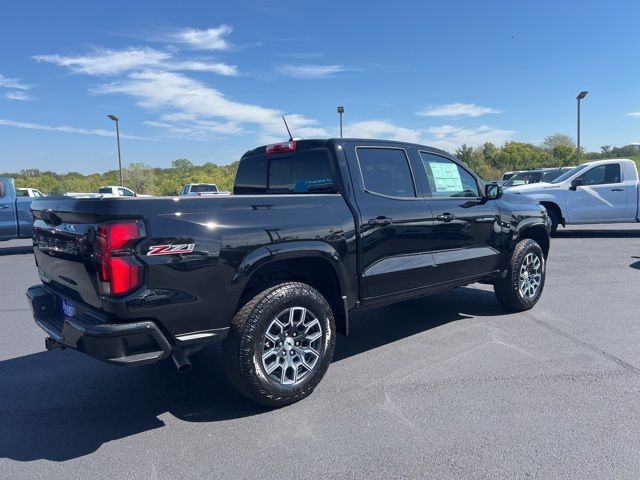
[223,282,336,407]
[494,239,546,311]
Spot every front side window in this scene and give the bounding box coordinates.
[418,152,479,197]
[118,188,135,196]
[356,147,415,198]
[579,164,621,186]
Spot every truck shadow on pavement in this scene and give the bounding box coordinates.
[0,286,506,462]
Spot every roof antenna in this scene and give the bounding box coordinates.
[282,116,293,141]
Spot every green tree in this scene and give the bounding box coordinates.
[124,163,157,195]
[455,144,474,165]
[543,133,575,150]
[551,145,575,166]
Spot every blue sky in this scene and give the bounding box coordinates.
[1,0,638,173]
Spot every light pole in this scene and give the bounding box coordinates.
[576,91,588,161]
[337,105,344,139]
[107,114,123,186]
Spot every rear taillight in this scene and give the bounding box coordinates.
[96,220,145,296]
[266,140,297,155]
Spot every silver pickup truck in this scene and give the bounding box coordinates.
[0,177,36,241]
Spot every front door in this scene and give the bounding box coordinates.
[413,151,501,284]
[566,162,630,222]
[346,145,437,299]
[0,179,17,240]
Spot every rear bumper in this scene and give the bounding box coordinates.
[26,284,172,366]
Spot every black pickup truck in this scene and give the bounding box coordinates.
[27,139,550,406]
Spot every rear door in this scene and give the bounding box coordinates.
[412,150,501,283]
[0,179,18,240]
[566,163,629,222]
[345,144,437,299]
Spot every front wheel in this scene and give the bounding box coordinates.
[223,282,336,407]
[494,239,546,311]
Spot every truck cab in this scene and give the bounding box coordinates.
[509,159,640,232]
[98,186,137,197]
[0,177,35,241]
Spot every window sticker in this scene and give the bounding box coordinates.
[429,161,463,192]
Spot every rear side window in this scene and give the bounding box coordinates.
[234,148,336,195]
[98,187,112,194]
[418,152,479,197]
[356,147,415,198]
[16,189,29,197]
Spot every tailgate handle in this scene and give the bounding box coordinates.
[368,216,393,226]
[436,213,456,223]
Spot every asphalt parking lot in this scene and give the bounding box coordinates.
[1,225,639,479]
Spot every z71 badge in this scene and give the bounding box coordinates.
[147,243,196,256]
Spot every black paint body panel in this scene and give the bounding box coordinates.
[28,139,550,353]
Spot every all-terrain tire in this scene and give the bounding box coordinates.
[494,239,546,312]
[223,282,336,407]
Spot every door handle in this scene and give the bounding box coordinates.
[0,205,9,210]
[436,213,456,223]
[367,216,393,226]
[611,188,624,191]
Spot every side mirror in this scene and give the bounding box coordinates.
[485,183,503,200]
[569,178,584,191]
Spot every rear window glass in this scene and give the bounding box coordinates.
[234,148,336,195]
[191,184,218,193]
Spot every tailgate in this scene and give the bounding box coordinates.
[31,196,103,308]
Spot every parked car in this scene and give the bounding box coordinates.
[17,187,46,198]
[509,158,640,233]
[98,185,137,197]
[501,170,521,184]
[26,138,551,406]
[503,168,572,188]
[0,177,36,241]
[179,183,231,196]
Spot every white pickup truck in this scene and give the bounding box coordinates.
[508,158,640,233]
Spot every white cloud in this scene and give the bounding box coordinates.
[170,25,234,50]
[168,61,238,76]
[0,73,30,90]
[344,120,423,143]
[416,102,503,118]
[33,48,238,77]
[0,74,32,100]
[280,64,351,78]
[96,70,328,142]
[0,118,152,140]
[34,48,171,75]
[145,118,245,140]
[424,124,515,151]
[627,112,640,118]
[4,91,32,101]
